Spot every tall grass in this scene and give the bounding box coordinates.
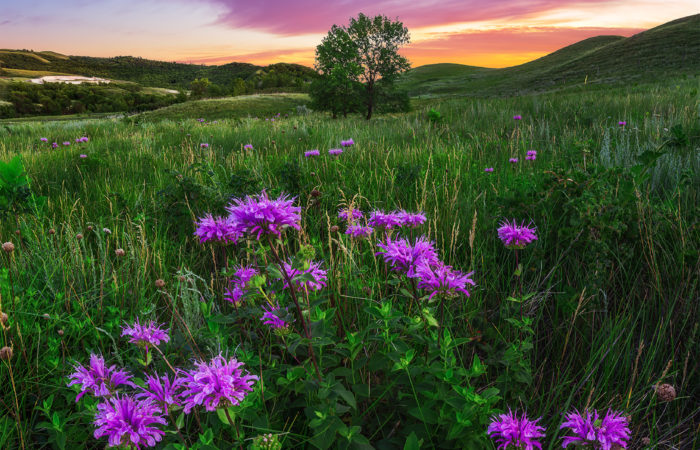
[0,79,697,448]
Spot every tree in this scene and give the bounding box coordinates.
[313,14,411,120]
[190,78,210,98]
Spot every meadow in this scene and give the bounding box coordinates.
[0,77,697,449]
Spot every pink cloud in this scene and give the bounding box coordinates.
[403,26,645,67]
[203,0,617,35]
[179,48,313,65]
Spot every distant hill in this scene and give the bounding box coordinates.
[399,14,700,97]
[0,50,317,89]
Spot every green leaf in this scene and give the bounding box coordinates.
[404,431,422,450]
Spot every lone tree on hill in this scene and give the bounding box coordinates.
[312,13,411,120]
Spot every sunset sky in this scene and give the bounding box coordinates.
[1,1,697,68]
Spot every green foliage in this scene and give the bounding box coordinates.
[0,76,697,449]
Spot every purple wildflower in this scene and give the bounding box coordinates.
[414,260,475,300]
[618,121,626,126]
[200,143,209,148]
[244,144,254,150]
[341,138,354,147]
[281,260,327,291]
[561,409,630,450]
[260,303,288,329]
[180,354,258,413]
[497,220,538,249]
[345,225,373,239]
[513,115,522,120]
[224,265,259,304]
[226,191,301,240]
[93,395,166,448]
[368,210,403,229]
[397,210,427,227]
[67,354,134,401]
[526,150,537,161]
[63,141,70,146]
[328,148,343,156]
[338,208,363,222]
[376,235,439,277]
[40,137,48,142]
[121,319,170,348]
[80,136,89,143]
[80,154,87,158]
[485,167,494,172]
[136,373,183,410]
[304,149,320,157]
[197,118,205,123]
[193,214,240,244]
[509,158,519,164]
[488,409,546,450]
[52,142,58,148]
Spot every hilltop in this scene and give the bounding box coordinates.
[399,14,700,97]
[0,50,317,90]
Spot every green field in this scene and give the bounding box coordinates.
[0,65,698,449]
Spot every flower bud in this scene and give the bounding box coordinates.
[155,279,166,288]
[2,242,14,253]
[76,233,83,240]
[0,312,8,325]
[115,248,125,257]
[58,329,64,336]
[656,383,676,402]
[0,346,12,361]
[49,228,56,235]
[87,225,93,232]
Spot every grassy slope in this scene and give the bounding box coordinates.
[399,14,700,97]
[130,93,310,122]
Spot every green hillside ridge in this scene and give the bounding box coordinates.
[399,14,700,97]
[0,51,317,89]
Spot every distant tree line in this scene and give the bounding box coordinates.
[0,82,184,118]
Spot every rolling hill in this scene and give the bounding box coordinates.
[0,51,317,89]
[399,14,700,97]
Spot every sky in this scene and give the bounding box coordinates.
[1,0,697,68]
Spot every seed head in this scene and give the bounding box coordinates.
[103,228,111,235]
[49,228,56,235]
[2,242,14,253]
[0,312,8,325]
[14,230,20,236]
[0,346,12,361]
[330,225,339,233]
[310,189,321,198]
[87,226,93,232]
[76,233,83,240]
[641,437,651,446]
[58,329,64,336]
[115,248,125,257]
[43,313,50,320]
[155,279,166,288]
[656,383,676,402]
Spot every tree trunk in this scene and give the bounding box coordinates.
[365,83,374,120]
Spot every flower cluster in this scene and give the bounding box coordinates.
[244,144,254,150]
[224,265,259,304]
[180,355,258,413]
[67,354,135,401]
[345,225,373,239]
[40,137,48,142]
[226,191,301,240]
[340,138,354,147]
[338,208,363,222]
[526,150,537,161]
[414,260,475,300]
[304,149,320,157]
[260,303,289,330]
[137,373,183,410]
[487,407,630,450]
[561,410,630,450]
[193,214,240,244]
[485,167,494,172]
[368,209,427,229]
[121,319,170,348]
[76,136,89,143]
[488,409,545,450]
[93,395,167,449]
[509,157,519,164]
[376,236,439,277]
[328,148,343,155]
[497,220,538,249]
[200,143,209,148]
[282,260,327,291]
